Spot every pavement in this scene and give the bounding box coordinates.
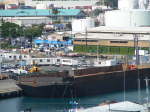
[0,79,21,94]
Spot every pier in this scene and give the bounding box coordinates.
[0,79,22,98]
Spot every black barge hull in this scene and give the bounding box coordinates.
[19,84,74,98]
[74,68,150,97]
[17,66,150,98]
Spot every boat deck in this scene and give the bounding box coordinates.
[18,76,70,87]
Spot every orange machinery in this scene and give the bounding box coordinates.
[128,65,137,70]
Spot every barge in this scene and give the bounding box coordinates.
[16,65,150,98]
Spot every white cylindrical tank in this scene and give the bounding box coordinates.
[118,0,139,10]
[72,18,95,33]
[105,10,150,27]
[139,0,149,9]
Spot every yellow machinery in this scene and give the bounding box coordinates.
[29,66,40,73]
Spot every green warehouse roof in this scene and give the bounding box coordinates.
[0,9,84,17]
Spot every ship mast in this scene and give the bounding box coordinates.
[144,77,150,107]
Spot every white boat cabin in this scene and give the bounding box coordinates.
[94,59,118,67]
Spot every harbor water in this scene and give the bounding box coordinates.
[0,89,149,112]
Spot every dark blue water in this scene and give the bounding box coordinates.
[0,89,148,112]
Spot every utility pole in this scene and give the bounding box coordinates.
[85,27,87,52]
[134,34,140,65]
[0,18,2,76]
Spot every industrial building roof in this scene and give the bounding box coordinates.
[88,26,150,34]
[0,9,82,17]
[74,26,150,41]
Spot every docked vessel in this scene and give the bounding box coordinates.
[16,64,150,98]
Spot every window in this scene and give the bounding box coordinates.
[57,59,60,62]
[74,39,98,42]
[110,41,128,43]
[19,56,22,59]
[98,62,101,64]
[63,60,71,62]
[64,16,69,21]
[47,59,50,62]
[14,56,16,59]
[40,59,43,62]
[52,16,58,21]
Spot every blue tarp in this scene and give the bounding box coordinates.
[18,61,26,66]
[34,40,44,44]
[34,39,72,45]
[54,24,65,29]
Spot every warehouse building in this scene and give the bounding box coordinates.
[0,9,86,25]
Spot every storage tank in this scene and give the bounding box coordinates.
[72,18,95,33]
[105,10,150,27]
[139,0,149,9]
[118,0,139,10]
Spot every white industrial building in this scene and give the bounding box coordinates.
[25,0,98,9]
[0,53,31,61]
[72,18,95,33]
[4,17,52,26]
[0,0,99,10]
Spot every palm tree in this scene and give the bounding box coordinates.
[52,8,59,15]
[51,8,60,24]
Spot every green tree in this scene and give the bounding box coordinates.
[0,21,23,45]
[24,25,43,47]
[1,22,21,38]
[25,26,42,38]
